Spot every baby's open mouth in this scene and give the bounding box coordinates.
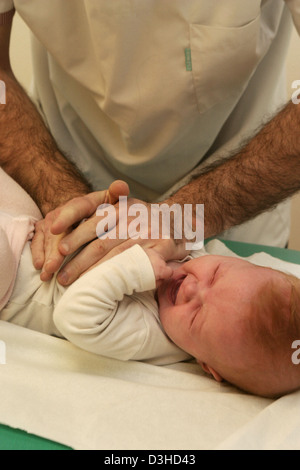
[171,276,186,304]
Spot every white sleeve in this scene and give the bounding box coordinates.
[53,245,157,360]
[284,0,300,34]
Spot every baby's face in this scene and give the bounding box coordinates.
[157,255,289,379]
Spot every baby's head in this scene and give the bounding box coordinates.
[157,254,300,398]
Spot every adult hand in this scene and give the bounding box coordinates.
[42,192,190,286]
[31,180,130,282]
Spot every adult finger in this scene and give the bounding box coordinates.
[51,182,129,236]
[57,216,100,255]
[50,191,108,235]
[40,231,67,281]
[30,221,46,270]
[107,180,130,204]
[31,214,71,281]
[57,196,126,256]
[56,236,129,285]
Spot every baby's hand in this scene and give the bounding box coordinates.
[143,247,173,287]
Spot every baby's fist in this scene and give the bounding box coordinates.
[143,248,173,287]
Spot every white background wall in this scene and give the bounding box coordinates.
[8,12,300,250]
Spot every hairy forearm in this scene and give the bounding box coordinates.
[167,101,300,238]
[0,70,92,215]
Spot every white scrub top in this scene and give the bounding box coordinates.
[1,0,300,246]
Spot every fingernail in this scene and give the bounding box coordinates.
[58,270,69,285]
[60,242,69,254]
[40,271,52,282]
[34,258,43,269]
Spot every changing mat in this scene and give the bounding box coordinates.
[0,239,300,450]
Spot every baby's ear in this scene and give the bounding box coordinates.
[198,361,223,383]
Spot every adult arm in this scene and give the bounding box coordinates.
[45,100,300,285]
[0,10,92,216]
[167,101,300,239]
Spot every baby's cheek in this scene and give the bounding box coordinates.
[159,307,174,331]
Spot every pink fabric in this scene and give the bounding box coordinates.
[0,213,36,310]
[0,168,41,310]
[0,168,42,220]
